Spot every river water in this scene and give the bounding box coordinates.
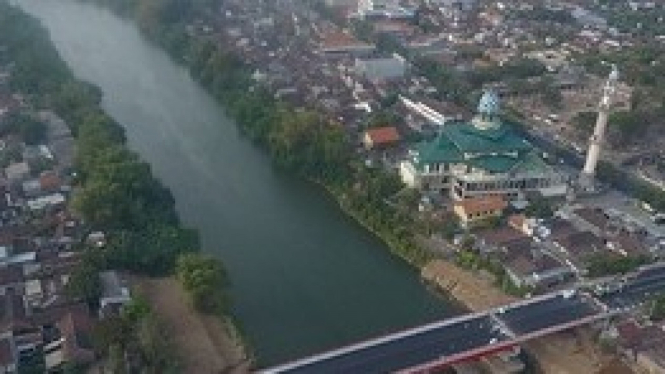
[19,0,455,366]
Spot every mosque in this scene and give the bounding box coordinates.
[399,90,569,201]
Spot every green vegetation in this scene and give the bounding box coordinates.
[525,195,555,219]
[94,296,180,373]
[650,293,665,321]
[3,112,48,145]
[586,254,651,278]
[66,256,103,307]
[176,253,228,314]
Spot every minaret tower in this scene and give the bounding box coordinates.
[579,65,619,191]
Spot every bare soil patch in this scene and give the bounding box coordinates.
[134,276,251,374]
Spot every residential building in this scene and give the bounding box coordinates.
[473,226,529,254]
[99,271,131,318]
[363,126,401,149]
[501,244,571,289]
[453,195,507,227]
[354,54,407,81]
[0,339,16,374]
[400,90,568,200]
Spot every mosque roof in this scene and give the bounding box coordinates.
[478,90,500,117]
[411,91,550,174]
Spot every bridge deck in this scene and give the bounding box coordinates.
[267,314,506,374]
[266,291,605,374]
[496,294,599,336]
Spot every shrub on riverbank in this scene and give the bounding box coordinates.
[176,253,228,314]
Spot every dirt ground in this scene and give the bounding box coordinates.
[134,276,251,374]
[422,260,623,374]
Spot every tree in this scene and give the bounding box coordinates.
[525,196,555,219]
[571,111,597,139]
[176,253,228,314]
[651,293,665,321]
[4,112,47,145]
[66,262,102,306]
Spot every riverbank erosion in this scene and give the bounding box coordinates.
[423,259,615,373]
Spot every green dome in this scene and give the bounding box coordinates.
[478,90,500,117]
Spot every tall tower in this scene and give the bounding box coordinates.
[579,65,619,191]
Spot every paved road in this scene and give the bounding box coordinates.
[599,264,665,310]
[497,294,599,336]
[578,191,665,237]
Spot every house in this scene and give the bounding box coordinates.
[363,126,401,150]
[473,226,529,254]
[553,231,605,274]
[0,339,16,374]
[607,229,651,257]
[574,206,609,235]
[454,195,507,227]
[3,163,30,185]
[500,245,571,289]
[546,218,579,241]
[44,305,95,372]
[612,319,665,373]
[508,214,536,236]
[99,271,131,318]
[38,172,62,194]
[354,54,407,81]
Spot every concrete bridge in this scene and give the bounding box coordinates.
[264,289,614,374]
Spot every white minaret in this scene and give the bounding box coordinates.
[579,65,619,191]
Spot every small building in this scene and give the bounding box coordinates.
[501,246,571,289]
[474,226,528,253]
[45,305,95,372]
[0,339,16,374]
[508,214,536,236]
[99,271,131,318]
[363,126,401,150]
[355,54,407,81]
[4,162,30,184]
[552,231,606,274]
[454,195,507,227]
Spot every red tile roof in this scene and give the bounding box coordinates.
[39,171,61,192]
[455,195,507,216]
[365,126,400,146]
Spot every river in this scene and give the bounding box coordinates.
[19,0,455,366]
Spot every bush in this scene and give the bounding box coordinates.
[176,253,228,314]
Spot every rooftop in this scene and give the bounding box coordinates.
[365,126,401,146]
[455,195,507,216]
